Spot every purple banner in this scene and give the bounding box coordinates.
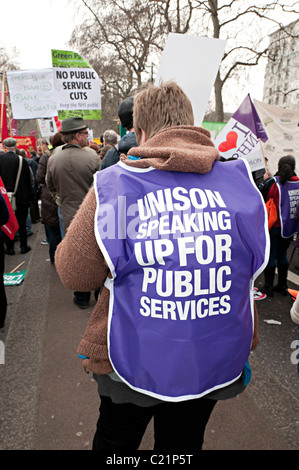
[233,94,268,143]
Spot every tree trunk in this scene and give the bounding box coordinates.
[214,71,224,122]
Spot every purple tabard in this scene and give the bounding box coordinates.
[275,177,299,238]
[94,159,269,401]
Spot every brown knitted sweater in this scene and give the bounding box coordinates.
[55,125,259,375]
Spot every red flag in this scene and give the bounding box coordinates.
[54,116,62,132]
[0,177,19,239]
[0,92,9,141]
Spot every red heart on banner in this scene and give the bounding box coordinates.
[218,131,238,152]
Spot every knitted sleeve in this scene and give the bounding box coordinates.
[55,186,109,292]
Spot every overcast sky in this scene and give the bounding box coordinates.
[0,0,79,70]
[0,1,297,110]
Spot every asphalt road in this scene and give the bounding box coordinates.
[0,222,299,452]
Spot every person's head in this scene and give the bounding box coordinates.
[103,129,118,146]
[133,81,194,145]
[36,138,48,155]
[89,142,100,153]
[118,96,134,131]
[16,148,27,158]
[278,155,296,185]
[3,137,17,152]
[99,144,113,160]
[51,132,65,149]
[60,117,89,148]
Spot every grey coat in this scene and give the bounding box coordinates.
[47,144,100,234]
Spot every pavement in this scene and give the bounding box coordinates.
[0,222,299,452]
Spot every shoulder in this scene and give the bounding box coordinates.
[258,177,276,196]
[83,147,100,160]
[39,153,49,164]
[118,132,137,152]
[105,145,119,158]
[100,146,120,170]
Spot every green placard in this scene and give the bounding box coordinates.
[58,109,102,120]
[202,121,226,137]
[4,270,27,286]
[51,50,91,68]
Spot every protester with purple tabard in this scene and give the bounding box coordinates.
[260,155,299,298]
[55,81,269,451]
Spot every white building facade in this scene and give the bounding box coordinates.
[263,19,298,110]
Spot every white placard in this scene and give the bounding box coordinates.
[155,33,226,126]
[37,118,57,137]
[254,99,299,176]
[242,141,266,172]
[53,67,101,113]
[7,69,57,119]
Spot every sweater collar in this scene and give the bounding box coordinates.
[122,126,219,174]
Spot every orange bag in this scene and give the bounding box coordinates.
[265,198,278,230]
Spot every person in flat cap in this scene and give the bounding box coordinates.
[100,96,137,170]
[47,116,100,309]
[3,137,17,149]
[0,137,32,255]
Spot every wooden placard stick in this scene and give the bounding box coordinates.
[36,119,42,141]
[10,261,25,273]
[0,66,5,142]
[5,80,12,136]
[259,138,268,172]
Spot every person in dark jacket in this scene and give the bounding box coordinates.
[100,97,137,170]
[0,192,9,328]
[0,138,32,254]
[36,145,61,265]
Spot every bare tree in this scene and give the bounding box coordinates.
[71,0,298,124]
[71,0,163,89]
[70,0,166,130]
[192,0,299,120]
[0,45,19,70]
